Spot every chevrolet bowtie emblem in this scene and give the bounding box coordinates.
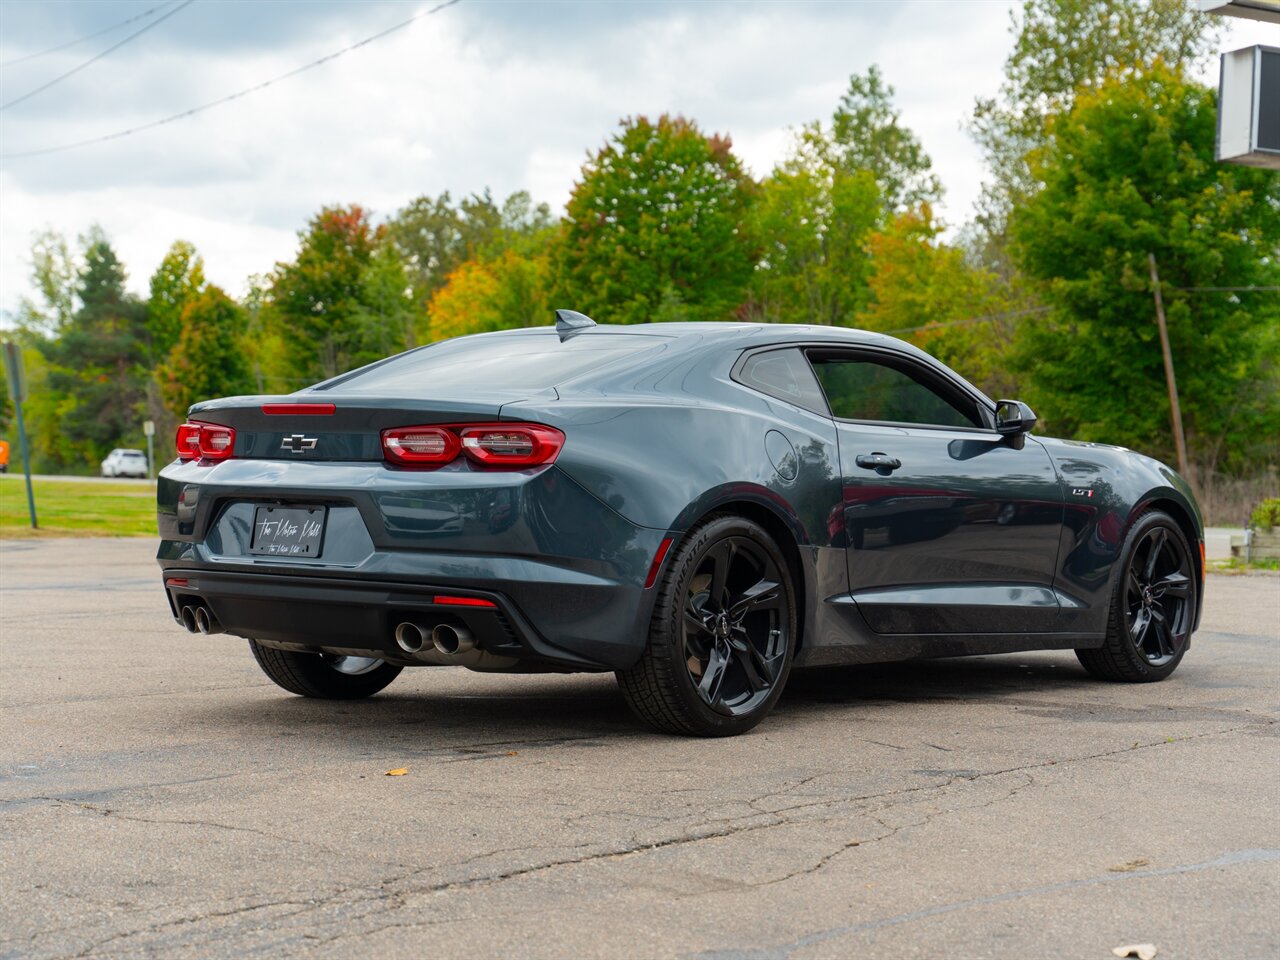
[281,434,318,453]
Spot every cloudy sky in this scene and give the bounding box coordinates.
[0,1,1272,319]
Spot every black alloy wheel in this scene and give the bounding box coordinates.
[1077,510,1196,682]
[682,537,788,717]
[1124,525,1194,665]
[617,514,797,736]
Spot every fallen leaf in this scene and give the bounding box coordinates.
[506,751,518,756]
[1108,858,1150,873]
[385,768,408,777]
[1112,944,1157,960]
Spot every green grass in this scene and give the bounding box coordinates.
[0,475,158,538]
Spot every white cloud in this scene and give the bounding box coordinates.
[1,0,1027,318]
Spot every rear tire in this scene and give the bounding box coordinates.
[1075,510,1196,683]
[249,641,402,699]
[617,515,797,737]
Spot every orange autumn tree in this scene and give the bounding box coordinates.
[858,205,1032,400]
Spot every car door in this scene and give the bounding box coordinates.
[808,347,1065,635]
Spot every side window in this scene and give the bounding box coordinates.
[736,349,829,414]
[808,355,980,428]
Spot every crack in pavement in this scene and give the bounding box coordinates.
[29,721,1274,956]
[692,848,1280,960]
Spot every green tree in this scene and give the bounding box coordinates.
[14,229,78,335]
[971,0,1219,242]
[427,249,552,341]
[266,205,413,382]
[160,287,253,418]
[747,67,938,324]
[1009,63,1280,472]
[857,206,1034,400]
[147,240,207,359]
[556,114,756,324]
[388,189,553,318]
[748,162,881,325]
[810,65,942,215]
[32,230,149,470]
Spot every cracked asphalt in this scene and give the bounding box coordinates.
[1,538,1277,960]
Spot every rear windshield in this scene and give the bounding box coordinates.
[320,333,667,394]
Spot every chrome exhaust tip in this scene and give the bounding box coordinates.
[193,605,223,635]
[179,606,198,633]
[394,622,427,655]
[431,623,476,656]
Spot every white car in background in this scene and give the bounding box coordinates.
[101,448,148,478]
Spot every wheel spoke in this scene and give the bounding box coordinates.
[1152,571,1191,599]
[1143,528,1167,581]
[706,540,737,610]
[729,634,776,693]
[1127,568,1143,598]
[728,578,780,619]
[1154,618,1176,658]
[1129,607,1150,646]
[697,643,730,709]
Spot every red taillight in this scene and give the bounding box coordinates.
[262,403,336,415]
[176,423,202,461]
[381,423,564,469]
[176,421,235,462]
[382,426,461,465]
[459,424,564,467]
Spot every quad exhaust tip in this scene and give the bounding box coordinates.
[394,622,426,655]
[178,603,223,635]
[430,623,475,656]
[394,622,478,658]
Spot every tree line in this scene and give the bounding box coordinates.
[2,0,1276,480]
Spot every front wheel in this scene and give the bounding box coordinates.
[617,515,797,737]
[250,641,402,699]
[1076,510,1196,682]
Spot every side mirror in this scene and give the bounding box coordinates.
[995,399,1037,437]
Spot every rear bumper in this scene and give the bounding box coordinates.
[156,459,671,670]
[161,568,626,669]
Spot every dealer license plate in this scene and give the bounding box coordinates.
[249,505,326,557]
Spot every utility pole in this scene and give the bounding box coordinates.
[1147,254,1189,477]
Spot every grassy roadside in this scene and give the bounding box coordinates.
[0,475,157,538]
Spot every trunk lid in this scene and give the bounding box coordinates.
[187,390,541,462]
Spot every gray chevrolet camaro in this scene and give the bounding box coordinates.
[157,313,1204,737]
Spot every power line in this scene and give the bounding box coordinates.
[0,0,464,160]
[0,1,178,68]
[0,0,195,113]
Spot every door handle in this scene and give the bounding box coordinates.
[856,452,901,472]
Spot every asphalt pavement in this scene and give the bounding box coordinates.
[1,538,1277,959]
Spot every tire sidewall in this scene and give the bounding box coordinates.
[656,516,798,736]
[1110,510,1196,680]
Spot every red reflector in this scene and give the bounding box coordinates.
[165,577,190,588]
[262,403,336,415]
[432,595,498,608]
[644,537,674,589]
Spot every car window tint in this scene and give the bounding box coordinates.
[809,357,978,428]
[737,349,828,414]
[321,333,667,393]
